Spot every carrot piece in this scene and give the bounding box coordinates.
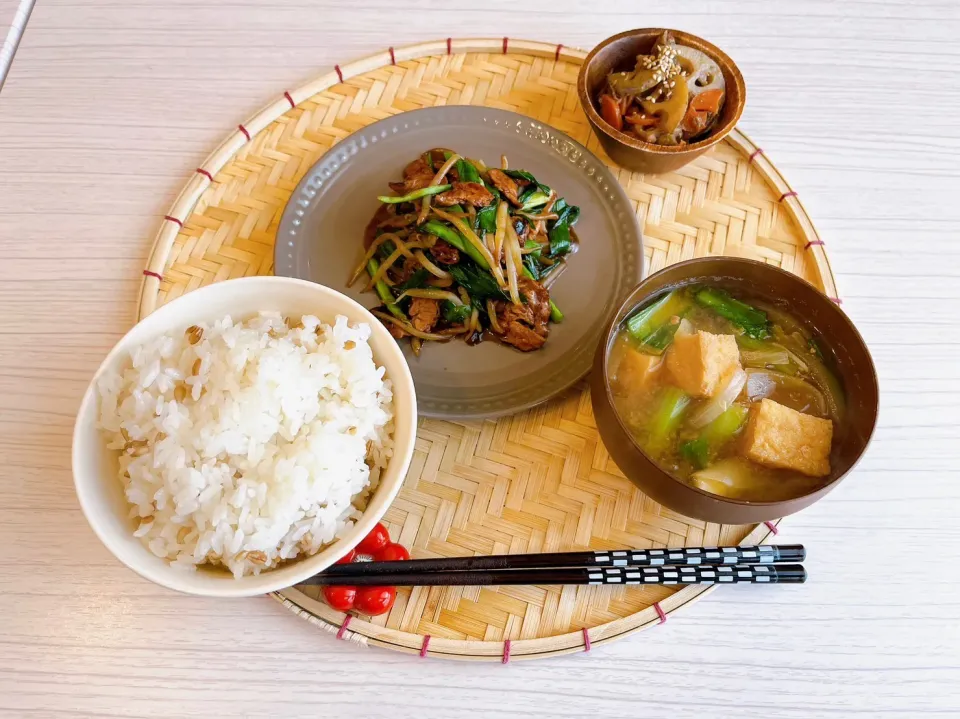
[599,94,623,132]
[681,89,725,136]
[690,89,724,113]
[625,111,660,130]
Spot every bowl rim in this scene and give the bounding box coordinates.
[71,275,417,597]
[577,27,746,155]
[599,256,879,508]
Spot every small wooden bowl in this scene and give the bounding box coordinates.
[590,258,879,524]
[577,29,746,174]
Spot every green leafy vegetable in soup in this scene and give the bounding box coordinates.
[625,289,694,354]
[694,287,771,340]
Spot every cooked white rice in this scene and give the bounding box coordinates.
[96,312,394,578]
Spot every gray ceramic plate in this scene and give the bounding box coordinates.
[276,107,643,418]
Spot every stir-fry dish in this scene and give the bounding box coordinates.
[597,31,726,146]
[352,149,580,354]
[608,284,846,502]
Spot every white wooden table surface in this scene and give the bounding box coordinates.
[1,2,958,717]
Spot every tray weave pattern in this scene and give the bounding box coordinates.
[139,38,835,661]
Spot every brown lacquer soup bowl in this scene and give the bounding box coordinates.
[590,257,878,523]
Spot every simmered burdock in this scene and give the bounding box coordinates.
[597,31,726,146]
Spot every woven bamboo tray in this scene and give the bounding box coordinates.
[139,38,837,662]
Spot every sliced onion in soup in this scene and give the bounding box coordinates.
[689,369,747,429]
[745,368,828,417]
[676,317,696,337]
[746,369,777,401]
[691,458,755,496]
[740,348,790,368]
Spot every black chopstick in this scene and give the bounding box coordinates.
[301,563,807,587]
[320,544,805,577]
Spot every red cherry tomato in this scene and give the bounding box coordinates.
[356,522,390,553]
[335,549,356,565]
[354,586,396,616]
[599,94,623,132]
[322,585,357,611]
[375,543,410,562]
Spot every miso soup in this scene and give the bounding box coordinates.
[608,283,846,502]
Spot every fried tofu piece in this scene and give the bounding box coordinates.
[666,331,741,398]
[741,398,833,477]
[614,347,662,396]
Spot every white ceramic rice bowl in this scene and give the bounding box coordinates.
[72,276,417,597]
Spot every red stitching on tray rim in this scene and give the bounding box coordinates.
[335,64,344,83]
[803,240,825,250]
[503,37,509,54]
[143,270,163,281]
[284,91,296,108]
[420,634,431,657]
[446,37,452,55]
[555,43,564,61]
[582,627,591,652]
[163,215,183,228]
[654,602,667,624]
[748,147,764,163]
[196,168,214,182]
[778,190,798,202]
[336,615,352,640]
[238,124,251,142]
[502,639,511,664]
[764,520,780,535]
